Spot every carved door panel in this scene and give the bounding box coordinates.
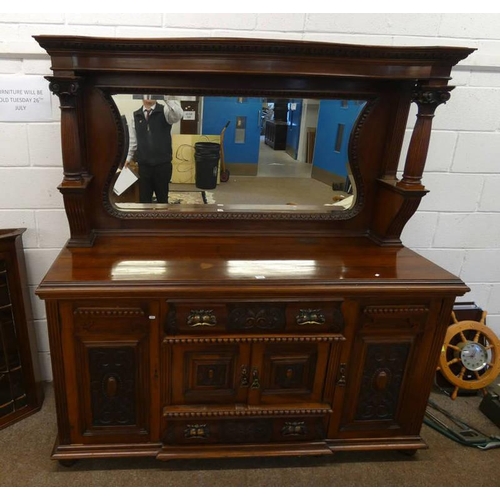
[62,300,157,444]
[338,303,432,437]
[247,341,333,406]
[170,343,252,405]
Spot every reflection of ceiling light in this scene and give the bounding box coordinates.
[111,260,168,279]
[227,260,316,277]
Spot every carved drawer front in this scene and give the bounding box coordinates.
[170,343,251,405]
[358,304,429,334]
[73,301,151,335]
[165,301,344,335]
[162,415,328,445]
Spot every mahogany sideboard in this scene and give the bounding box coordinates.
[34,35,474,464]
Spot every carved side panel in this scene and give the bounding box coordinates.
[88,347,136,426]
[354,342,411,421]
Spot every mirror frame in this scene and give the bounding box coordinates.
[34,36,475,246]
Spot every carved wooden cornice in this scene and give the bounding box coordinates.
[34,36,476,66]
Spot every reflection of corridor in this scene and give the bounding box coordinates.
[207,139,336,207]
[257,137,312,178]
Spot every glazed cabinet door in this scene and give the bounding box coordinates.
[337,300,448,439]
[58,300,159,445]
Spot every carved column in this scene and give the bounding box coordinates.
[48,77,95,247]
[397,85,453,190]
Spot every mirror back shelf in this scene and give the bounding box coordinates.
[35,36,475,247]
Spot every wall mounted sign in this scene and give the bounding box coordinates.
[0,75,52,122]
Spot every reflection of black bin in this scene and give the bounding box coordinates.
[194,142,220,190]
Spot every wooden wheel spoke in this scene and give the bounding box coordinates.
[446,358,461,367]
[459,331,467,343]
[447,344,461,352]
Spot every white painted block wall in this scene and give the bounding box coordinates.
[1,13,499,381]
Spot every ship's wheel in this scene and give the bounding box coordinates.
[437,311,500,400]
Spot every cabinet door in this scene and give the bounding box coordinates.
[62,300,156,444]
[168,342,252,406]
[338,302,436,438]
[247,341,334,406]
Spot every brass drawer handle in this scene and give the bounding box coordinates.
[187,309,217,327]
[240,365,249,388]
[281,421,307,436]
[337,363,347,386]
[250,368,260,389]
[296,309,326,326]
[184,423,210,439]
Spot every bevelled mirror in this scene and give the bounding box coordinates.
[109,93,368,216]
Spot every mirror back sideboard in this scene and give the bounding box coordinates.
[34,36,473,464]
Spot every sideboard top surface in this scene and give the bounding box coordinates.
[36,235,467,298]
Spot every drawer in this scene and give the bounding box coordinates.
[162,415,328,445]
[358,303,429,333]
[286,301,344,333]
[164,300,344,335]
[72,300,151,336]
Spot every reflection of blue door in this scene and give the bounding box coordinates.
[201,97,262,167]
[286,99,303,159]
[313,100,365,178]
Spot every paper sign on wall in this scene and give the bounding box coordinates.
[0,75,52,122]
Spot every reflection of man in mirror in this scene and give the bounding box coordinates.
[126,96,183,203]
